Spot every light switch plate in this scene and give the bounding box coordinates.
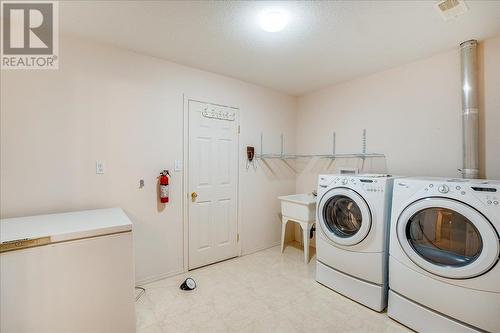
[96,161,105,174]
[174,160,183,172]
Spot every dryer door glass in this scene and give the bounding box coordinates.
[324,195,362,237]
[406,208,483,267]
[397,197,499,279]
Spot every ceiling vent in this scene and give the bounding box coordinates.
[435,0,468,21]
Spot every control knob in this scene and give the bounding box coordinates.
[341,179,348,185]
[438,184,449,194]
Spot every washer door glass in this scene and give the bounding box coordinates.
[318,188,371,246]
[397,198,499,279]
[407,208,482,267]
[324,195,363,237]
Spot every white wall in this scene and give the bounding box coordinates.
[3,34,499,282]
[296,36,500,195]
[0,37,297,283]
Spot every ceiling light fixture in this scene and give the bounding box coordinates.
[258,10,289,32]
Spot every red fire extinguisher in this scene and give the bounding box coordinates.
[159,170,170,203]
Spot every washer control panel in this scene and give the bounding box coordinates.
[360,179,385,193]
[318,175,387,193]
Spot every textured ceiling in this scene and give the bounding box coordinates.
[60,1,500,96]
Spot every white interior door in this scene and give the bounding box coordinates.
[188,100,239,269]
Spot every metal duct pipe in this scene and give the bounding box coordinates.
[460,40,479,179]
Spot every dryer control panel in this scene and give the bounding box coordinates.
[470,186,499,207]
[423,180,499,208]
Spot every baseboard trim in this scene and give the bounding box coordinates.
[135,269,185,286]
[242,242,280,256]
[136,243,281,285]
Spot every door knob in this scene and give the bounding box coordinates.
[191,192,198,202]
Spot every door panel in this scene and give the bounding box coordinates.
[196,137,211,186]
[188,100,239,269]
[192,201,211,251]
[215,199,231,246]
[217,138,231,185]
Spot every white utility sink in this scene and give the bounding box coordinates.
[278,193,317,223]
[278,194,317,263]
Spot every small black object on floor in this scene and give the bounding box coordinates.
[180,277,196,291]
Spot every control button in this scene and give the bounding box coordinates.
[438,185,449,194]
[494,201,499,205]
[461,191,466,195]
[342,179,348,185]
[429,184,434,188]
[456,186,461,190]
[487,200,492,205]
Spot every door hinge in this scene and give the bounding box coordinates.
[238,125,240,134]
[237,233,240,242]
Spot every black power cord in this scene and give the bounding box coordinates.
[135,286,146,301]
[310,226,316,239]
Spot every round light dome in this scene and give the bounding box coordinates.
[258,10,289,32]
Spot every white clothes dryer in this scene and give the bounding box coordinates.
[388,177,500,332]
[316,174,398,311]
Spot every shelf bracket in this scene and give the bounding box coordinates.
[332,131,336,158]
[362,129,367,155]
[260,132,264,156]
[280,133,284,159]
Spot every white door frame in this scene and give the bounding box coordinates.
[182,94,241,272]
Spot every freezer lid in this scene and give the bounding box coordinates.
[0,208,132,246]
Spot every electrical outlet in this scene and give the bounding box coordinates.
[96,161,105,174]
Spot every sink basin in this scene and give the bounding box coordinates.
[278,194,317,222]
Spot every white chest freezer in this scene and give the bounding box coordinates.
[0,208,136,333]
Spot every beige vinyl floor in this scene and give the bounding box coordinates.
[135,243,411,333]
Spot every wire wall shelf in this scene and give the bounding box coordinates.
[256,129,385,160]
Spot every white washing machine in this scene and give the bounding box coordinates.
[316,174,398,311]
[388,177,500,332]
